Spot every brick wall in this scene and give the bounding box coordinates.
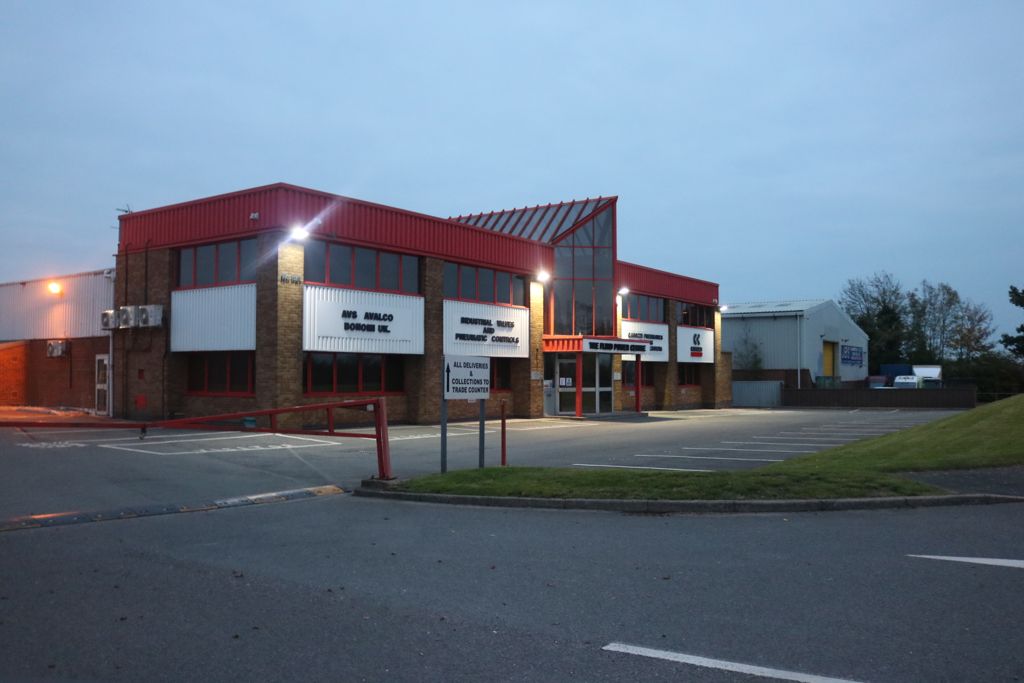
[0,342,27,405]
[25,337,109,410]
[113,247,173,420]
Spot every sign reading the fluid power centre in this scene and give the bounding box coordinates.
[677,325,715,364]
[444,355,491,400]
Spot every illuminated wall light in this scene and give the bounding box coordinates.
[535,270,550,283]
[47,281,63,295]
[617,286,630,296]
[290,225,310,241]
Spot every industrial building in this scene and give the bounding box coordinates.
[0,270,114,411]
[722,299,868,388]
[2,183,731,421]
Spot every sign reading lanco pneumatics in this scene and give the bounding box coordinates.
[677,325,714,364]
[443,355,491,400]
[620,321,669,362]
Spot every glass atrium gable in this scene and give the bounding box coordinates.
[450,197,615,244]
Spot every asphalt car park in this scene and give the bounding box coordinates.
[0,408,962,520]
[2,408,1022,682]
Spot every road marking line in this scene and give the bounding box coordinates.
[680,446,815,454]
[100,432,265,446]
[770,436,860,440]
[908,555,1024,569]
[97,442,354,456]
[573,464,711,472]
[273,433,348,446]
[601,642,863,683]
[723,441,836,448]
[635,454,783,462]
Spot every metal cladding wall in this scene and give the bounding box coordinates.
[119,183,553,276]
[617,261,718,306]
[170,284,257,351]
[0,270,113,341]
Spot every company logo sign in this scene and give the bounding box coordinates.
[304,286,425,354]
[677,325,714,365]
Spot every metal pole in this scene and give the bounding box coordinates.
[501,399,507,467]
[440,363,448,474]
[373,398,393,480]
[478,398,486,468]
[635,353,642,413]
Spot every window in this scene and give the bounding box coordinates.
[624,294,665,322]
[492,358,512,391]
[443,262,528,306]
[676,302,714,328]
[621,360,654,386]
[304,241,418,293]
[549,205,615,335]
[178,239,258,288]
[302,353,405,394]
[186,352,254,394]
[678,363,701,386]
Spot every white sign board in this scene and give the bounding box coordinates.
[303,285,424,354]
[443,300,529,358]
[444,355,491,400]
[620,321,669,362]
[677,325,715,364]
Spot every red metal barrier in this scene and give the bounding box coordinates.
[0,398,395,480]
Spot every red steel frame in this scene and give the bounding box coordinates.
[1,398,395,480]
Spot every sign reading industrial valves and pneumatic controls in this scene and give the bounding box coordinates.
[443,301,529,358]
[443,355,491,400]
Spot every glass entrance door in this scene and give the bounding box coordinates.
[554,353,614,415]
[95,354,109,416]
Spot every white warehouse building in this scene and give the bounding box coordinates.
[722,299,869,388]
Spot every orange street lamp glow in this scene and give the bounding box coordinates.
[47,282,63,295]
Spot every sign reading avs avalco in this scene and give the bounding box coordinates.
[677,325,715,364]
[304,285,425,354]
[444,355,491,399]
[443,301,529,358]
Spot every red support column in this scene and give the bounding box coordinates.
[635,353,642,413]
[575,351,583,417]
[373,398,393,480]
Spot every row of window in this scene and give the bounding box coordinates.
[304,242,419,294]
[677,302,715,328]
[622,293,665,322]
[179,239,259,288]
[442,263,528,306]
[621,361,704,386]
[184,351,700,396]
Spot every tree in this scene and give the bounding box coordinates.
[1000,285,1024,359]
[951,300,995,361]
[908,280,961,361]
[733,327,764,375]
[839,272,907,373]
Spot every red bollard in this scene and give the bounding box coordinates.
[373,398,393,480]
[501,399,507,467]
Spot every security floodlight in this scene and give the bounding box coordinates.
[719,305,728,312]
[47,281,63,295]
[290,225,309,241]
[536,270,551,283]
[618,286,630,296]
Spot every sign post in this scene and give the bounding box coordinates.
[441,355,491,473]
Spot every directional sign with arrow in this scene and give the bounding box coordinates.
[443,355,490,400]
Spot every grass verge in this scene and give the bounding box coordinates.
[399,395,1024,500]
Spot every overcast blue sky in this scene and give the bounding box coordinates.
[2,1,1021,335]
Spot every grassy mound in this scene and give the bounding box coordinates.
[399,395,1024,500]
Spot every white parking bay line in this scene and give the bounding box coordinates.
[908,555,1024,569]
[573,464,711,472]
[723,441,837,448]
[602,642,863,683]
[635,454,783,462]
[680,446,815,454]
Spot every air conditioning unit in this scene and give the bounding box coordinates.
[100,310,118,330]
[137,304,164,328]
[46,340,68,357]
[118,305,139,328]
